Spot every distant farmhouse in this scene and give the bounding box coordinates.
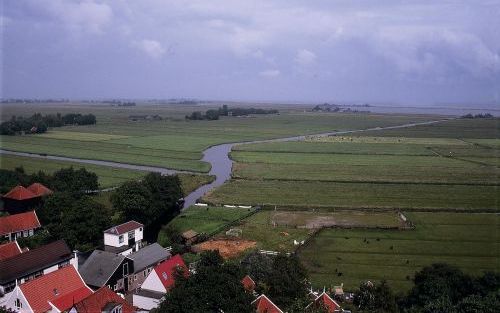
[1,183,52,214]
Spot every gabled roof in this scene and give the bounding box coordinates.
[27,183,53,197]
[0,240,72,284]
[79,250,127,287]
[18,265,91,313]
[252,294,284,313]
[153,254,188,290]
[127,243,171,272]
[49,286,93,312]
[72,287,135,313]
[2,185,38,200]
[104,221,143,235]
[241,275,256,292]
[0,241,22,261]
[306,292,341,313]
[0,211,41,236]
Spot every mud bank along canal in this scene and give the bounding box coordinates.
[0,119,450,208]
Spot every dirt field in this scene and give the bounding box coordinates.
[192,237,257,259]
[270,210,403,228]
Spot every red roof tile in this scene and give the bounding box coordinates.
[0,241,22,261]
[0,211,41,236]
[49,286,93,312]
[72,287,135,313]
[154,254,188,290]
[2,186,38,201]
[27,183,53,197]
[241,275,256,292]
[104,221,143,235]
[19,265,90,313]
[308,292,341,313]
[252,294,284,313]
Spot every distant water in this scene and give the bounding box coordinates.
[343,105,500,117]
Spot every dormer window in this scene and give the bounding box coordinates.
[162,272,168,280]
[119,235,124,244]
[53,288,59,296]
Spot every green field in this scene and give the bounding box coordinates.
[298,212,500,291]
[0,103,438,172]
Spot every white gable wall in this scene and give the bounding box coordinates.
[4,287,32,312]
[141,272,166,293]
[133,293,163,311]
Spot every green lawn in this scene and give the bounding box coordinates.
[298,212,500,291]
[204,179,499,211]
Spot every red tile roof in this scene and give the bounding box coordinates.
[0,241,22,261]
[308,292,341,313]
[241,275,256,292]
[72,287,135,313]
[27,183,53,197]
[154,254,188,290]
[2,185,38,201]
[252,294,284,313]
[0,211,41,236]
[49,286,93,312]
[19,265,91,313]
[104,220,143,235]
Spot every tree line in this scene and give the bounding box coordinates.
[0,112,97,135]
[461,113,494,119]
[185,105,279,121]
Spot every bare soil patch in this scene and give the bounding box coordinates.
[192,237,257,259]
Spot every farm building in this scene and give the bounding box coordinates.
[181,229,199,245]
[1,183,52,214]
[0,211,41,242]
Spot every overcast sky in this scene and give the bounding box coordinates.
[1,0,499,105]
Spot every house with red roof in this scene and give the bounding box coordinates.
[306,291,342,313]
[69,287,135,313]
[0,241,22,261]
[252,294,284,313]
[1,184,51,214]
[132,254,188,310]
[3,265,93,313]
[241,275,256,293]
[0,211,41,241]
[104,221,144,256]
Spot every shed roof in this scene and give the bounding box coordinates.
[0,211,41,236]
[79,250,127,287]
[2,185,37,200]
[181,229,198,240]
[0,240,72,284]
[27,183,53,197]
[104,221,143,235]
[127,243,171,272]
[0,241,22,261]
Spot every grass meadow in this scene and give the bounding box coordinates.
[298,212,500,291]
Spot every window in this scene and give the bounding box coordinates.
[15,299,22,309]
[128,231,135,239]
[119,235,124,244]
[114,284,118,291]
[111,305,123,313]
[23,230,29,237]
[140,227,143,232]
[134,274,137,281]
[162,272,168,280]
[29,229,34,236]
[123,263,129,276]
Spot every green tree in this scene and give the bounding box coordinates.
[51,167,99,193]
[158,251,253,313]
[111,180,152,224]
[354,280,398,313]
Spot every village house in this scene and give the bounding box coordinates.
[104,221,144,256]
[252,294,284,313]
[3,265,93,313]
[126,243,171,291]
[306,291,343,313]
[0,240,76,296]
[0,211,41,241]
[133,254,188,310]
[79,250,134,293]
[1,183,52,214]
[69,286,136,313]
[0,241,22,261]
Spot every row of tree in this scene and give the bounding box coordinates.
[155,249,499,313]
[461,113,494,119]
[185,105,279,121]
[0,112,97,135]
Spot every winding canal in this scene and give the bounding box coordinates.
[0,119,451,208]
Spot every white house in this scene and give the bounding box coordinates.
[104,221,144,256]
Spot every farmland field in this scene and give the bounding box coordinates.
[0,103,439,172]
[298,212,500,291]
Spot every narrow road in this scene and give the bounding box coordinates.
[0,118,452,208]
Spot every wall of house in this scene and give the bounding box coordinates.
[4,287,31,312]
[134,228,144,242]
[133,293,162,311]
[104,233,123,247]
[127,267,154,291]
[141,272,166,293]
[106,259,135,292]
